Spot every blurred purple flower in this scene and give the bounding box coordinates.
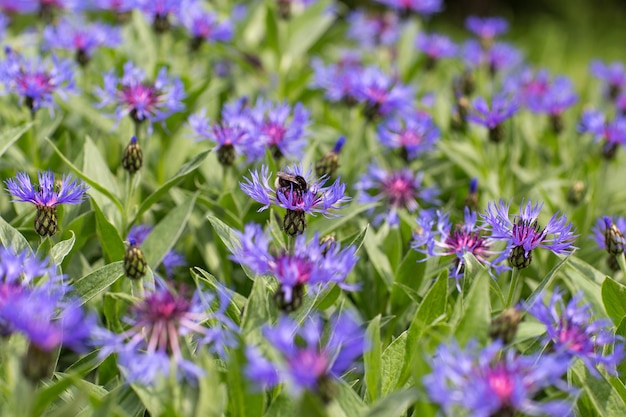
[91,0,138,12]
[355,163,439,227]
[0,47,76,114]
[376,111,439,160]
[528,290,625,377]
[353,66,414,119]
[465,16,509,48]
[462,40,522,76]
[178,1,233,49]
[138,0,180,32]
[95,61,186,129]
[246,312,366,395]
[311,55,363,105]
[578,109,626,158]
[467,94,518,142]
[425,340,573,417]
[375,0,443,17]
[482,199,577,269]
[127,224,186,278]
[346,9,399,48]
[526,76,578,116]
[590,59,626,99]
[416,32,457,68]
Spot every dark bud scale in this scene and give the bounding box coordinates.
[22,343,54,383]
[152,13,171,34]
[508,245,532,269]
[270,144,283,161]
[316,375,338,404]
[488,123,504,144]
[566,181,586,206]
[35,205,58,237]
[488,308,522,345]
[274,283,304,312]
[602,140,619,160]
[277,0,291,19]
[464,193,479,212]
[283,209,306,236]
[363,102,382,122]
[315,151,339,179]
[604,220,625,256]
[124,243,147,280]
[607,254,620,272]
[122,136,143,174]
[217,144,236,166]
[75,48,90,67]
[549,114,564,135]
[189,36,204,52]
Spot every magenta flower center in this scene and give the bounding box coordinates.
[262,123,286,144]
[445,229,490,260]
[121,83,162,117]
[274,256,313,284]
[557,322,586,353]
[399,130,423,146]
[291,348,329,379]
[487,367,514,404]
[383,174,416,207]
[17,72,54,97]
[511,218,545,248]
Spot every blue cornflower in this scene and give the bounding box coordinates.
[465,16,509,49]
[526,76,578,116]
[138,0,180,33]
[590,59,626,99]
[482,200,577,269]
[412,208,505,289]
[462,40,522,76]
[0,47,76,114]
[43,16,122,67]
[346,9,399,48]
[528,290,625,377]
[425,340,573,417]
[355,162,439,227]
[188,99,263,165]
[377,111,439,160]
[178,1,233,50]
[467,94,518,143]
[311,55,363,105]
[353,66,414,120]
[592,216,626,256]
[231,223,358,310]
[247,98,310,160]
[95,284,238,385]
[127,224,186,278]
[95,61,186,130]
[5,170,89,237]
[241,164,349,235]
[415,32,457,69]
[245,311,365,397]
[578,109,626,159]
[374,0,442,17]
[503,67,550,108]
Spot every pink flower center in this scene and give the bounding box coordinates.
[262,123,286,145]
[383,174,415,207]
[291,348,329,379]
[488,368,514,404]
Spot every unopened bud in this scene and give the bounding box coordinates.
[124,240,147,280]
[604,217,625,256]
[489,308,522,344]
[122,136,143,174]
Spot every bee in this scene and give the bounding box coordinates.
[275,172,308,196]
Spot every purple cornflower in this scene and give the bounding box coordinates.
[346,9,399,48]
[465,16,509,50]
[376,111,439,160]
[91,0,138,13]
[467,94,518,143]
[462,40,522,76]
[528,290,625,377]
[0,47,76,114]
[591,216,626,255]
[5,170,89,237]
[590,60,626,100]
[578,109,626,159]
[95,284,238,385]
[138,0,180,33]
[231,223,358,310]
[311,55,363,105]
[353,66,414,120]
[43,17,122,67]
[415,32,457,70]
[178,2,233,50]
[482,200,577,269]
[355,163,439,227]
[375,0,443,17]
[246,98,310,160]
[246,312,365,397]
[425,340,573,417]
[412,208,505,289]
[188,99,263,165]
[503,67,550,108]
[95,61,186,130]
[127,224,186,278]
[526,76,578,116]
[241,164,348,235]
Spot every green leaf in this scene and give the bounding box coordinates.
[73,261,124,304]
[602,278,626,326]
[241,278,277,339]
[363,229,394,290]
[359,389,420,417]
[381,331,409,396]
[572,361,626,416]
[308,202,378,236]
[93,199,125,263]
[50,231,75,265]
[525,255,572,307]
[142,193,197,269]
[0,215,31,253]
[82,135,120,201]
[207,214,241,255]
[414,270,448,327]
[134,150,210,222]
[283,0,334,70]
[226,347,263,417]
[265,392,295,417]
[364,315,382,401]
[0,122,33,158]
[453,269,490,345]
[390,249,425,313]
[334,380,367,417]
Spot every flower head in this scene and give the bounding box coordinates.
[462,40,522,76]
[355,163,439,227]
[467,94,518,143]
[374,0,443,17]
[91,0,138,13]
[95,284,238,385]
[482,200,577,269]
[311,56,363,105]
[246,311,366,397]
[591,216,626,256]
[528,290,625,376]
[590,60,626,99]
[465,16,509,48]
[412,208,505,289]
[96,61,185,130]
[346,9,399,48]
[416,32,457,68]
[425,340,573,417]
[578,110,626,158]
[377,111,439,160]
[178,2,233,49]
[138,0,180,32]
[0,47,76,114]
[231,223,358,310]
[353,66,414,119]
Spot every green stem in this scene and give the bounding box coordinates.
[617,253,626,280]
[131,278,144,299]
[28,112,40,168]
[506,268,522,308]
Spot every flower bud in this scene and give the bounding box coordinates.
[604,217,625,256]
[489,308,522,344]
[122,136,143,174]
[124,239,147,280]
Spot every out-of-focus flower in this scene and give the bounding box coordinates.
[315,136,346,178]
[374,0,443,17]
[467,94,518,143]
[178,1,233,51]
[462,40,522,76]
[465,16,509,50]
[346,9,399,48]
[0,47,76,114]
[311,55,363,105]
[578,109,626,159]
[43,17,122,66]
[91,0,138,13]
[590,60,626,100]
[355,162,439,227]
[416,32,457,70]
[138,0,180,33]
[353,66,414,120]
[231,223,358,310]
[412,208,505,289]
[377,111,439,160]
[241,164,349,235]
[482,199,577,269]
[95,61,185,131]
[5,170,88,237]
[246,311,366,399]
[425,340,573,417]
[95,284,238,385]
[528,290,625,377]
